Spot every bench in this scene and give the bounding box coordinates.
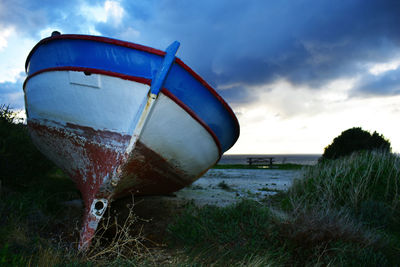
[247,157,275,167]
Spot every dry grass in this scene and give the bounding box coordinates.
[82,195,156,265]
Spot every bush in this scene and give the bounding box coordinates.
[0,104,55,187]
[322,127,391,160]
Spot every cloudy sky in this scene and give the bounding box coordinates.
[1,0,400,154]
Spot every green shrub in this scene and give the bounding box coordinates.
[0,105,83,264]
[322,127,391,160]
[0,105,55,187]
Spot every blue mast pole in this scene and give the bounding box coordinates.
[150,41,180,95]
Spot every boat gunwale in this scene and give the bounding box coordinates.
[24,34,240,140]
[23,67,223,156]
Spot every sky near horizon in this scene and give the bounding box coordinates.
[1,0,399,154]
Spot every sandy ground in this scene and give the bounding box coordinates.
[117,169,300,238]
[174,168,301,206]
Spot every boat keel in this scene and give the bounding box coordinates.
[78,198,109,251]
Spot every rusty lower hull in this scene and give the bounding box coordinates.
[28,119,196,249]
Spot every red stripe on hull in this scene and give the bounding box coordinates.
[23,67,152,90]
[174,58,240,131]
[25,69,222,157]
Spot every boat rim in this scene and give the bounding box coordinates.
[25,34,240,141]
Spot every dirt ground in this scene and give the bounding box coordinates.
[110,169,300,246]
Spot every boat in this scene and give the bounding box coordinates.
[23,32,240,250]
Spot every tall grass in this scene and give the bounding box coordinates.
[168,151,400,266]
[0,105,82,265]
[288,151,400,227]
[167,200,290,266]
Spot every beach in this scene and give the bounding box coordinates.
[173,167,302,206]
[169,154,319,206]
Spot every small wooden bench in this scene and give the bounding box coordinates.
[247,157,275,167]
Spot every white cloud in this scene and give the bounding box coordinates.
[118,27,141,41]
[0,26,15,51]
[227,78,400,154]
[80,3,107,23]
[80,0,124,26]
[0,30,33,83]
[368,58,400,76]
[105,0,124,25]
[240,77,357,120]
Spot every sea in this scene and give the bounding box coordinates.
[217,154,321,165]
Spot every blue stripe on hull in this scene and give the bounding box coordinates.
[25,36,239,152]
[27,39,163,80]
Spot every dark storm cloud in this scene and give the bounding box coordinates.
[216,85,256,105]
[354,67,400,96]
[114,0,400,99]
[0,0,102,38]
[2,0,400,105]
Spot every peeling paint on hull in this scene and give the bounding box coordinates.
[27,118,201,249]
[28,120,127,249]
[114,141,193,197]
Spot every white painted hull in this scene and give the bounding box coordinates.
[25,71,219,194]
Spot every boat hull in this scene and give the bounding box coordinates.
[24,34,239,250]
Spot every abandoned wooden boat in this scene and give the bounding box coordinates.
[23,33,240,250]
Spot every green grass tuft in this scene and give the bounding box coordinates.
[288,151,400,226]
[217,180,232,191]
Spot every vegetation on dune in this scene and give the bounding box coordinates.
[167,200,289,266]
[167,129,398,265]
[286,151,400,264]
[289,151,400,217]
[0,105,55,186]
[321,127,391,160]
[0,105,80,265]
[168,151,400,266]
